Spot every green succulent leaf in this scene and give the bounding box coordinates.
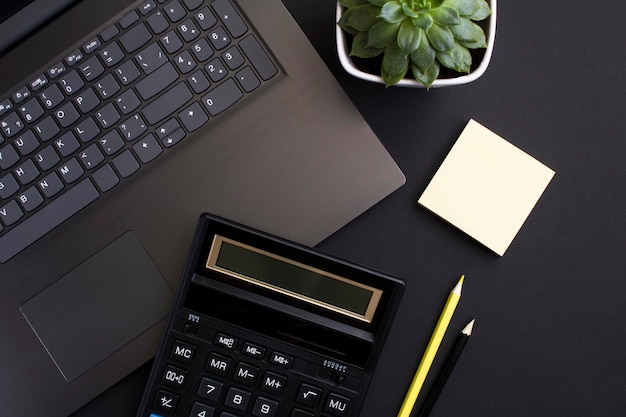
[410,32,435,72]
[412,13,433,31]
[443,0,480,17]
[379,1,405,24]
[367,20,401,49]
[430,5,460,26]
[412,59,440,88]
[426,23,454,52]
[367,0,387,6]
[450,18,486,44]
[402,3,419,18]
[469,0,491,21]
[350,32,386,58]
[338,0,370,7]
[340,5,383,32]
[430,0,445,7]
[436,42,471,73]
[397,19,422,54]
[382,41,409,87]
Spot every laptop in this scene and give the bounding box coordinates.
[0,0,405,415]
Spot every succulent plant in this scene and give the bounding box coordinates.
[338,0,492,88]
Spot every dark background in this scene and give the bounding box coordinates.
[72,0,626,416]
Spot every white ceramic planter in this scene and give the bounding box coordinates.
[336,0,497,88]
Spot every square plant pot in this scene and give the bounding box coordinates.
[336,0,497,88]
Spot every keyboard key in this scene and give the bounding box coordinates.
[82,37,102,54]
[29,75,49,92]
[208,26,230,50]
[194,7,217,30]
[99,41,125,67]
[0,99,13,116]
[33,116,60,142]
[12,86,31,104]
[252,397,279,417]
[190,38,213,62]
[0,178,99,263]
[188,70,210,93]
[54,102,80,128]
[324,393,351,417]
[79,143,105,169]
[59,70,84,95]
[135,42,168,75]
[34,145,60,171]
[212,0,248,38]
[239,35,278,81]
[235,66,260,93]
[177,19,200,42]
[75,117,100,142]
[99,130,125,155]
[201,78,243,116]
[142,82,192,125]
[39,84,64,110]
[0,143,20,169]
[160,30,183,54]
[205,58,227,82]
[296,383,323,407]
[95,103,121,128]
[0,173,20,199]
[197,377,223,402]
[136,62,178,100]
[164,0,186,23]
[132,133,162,163]
[58,157,84,184]
[260,371,286,395]
[14,130,39,155]
[120,22,152,53]
[54,131,80,157]
[115,89,141,114]
[95,74,121,99]
[0,200,24,226]
[139,0,158,16]
[19,98,44,124]
[178,102,208,132]
[222,46,244,70]
[38,172,64,198]
[65,49,84,66]
[174,50,196,74]
[47,62,66,79]
[1,112,24,137]
[189,403,215,417]
[14,159,40,185]
[100,24,120,42]
[17,186,44,212]
[146,10,169,34]
[183,0,203,11]
[119,10,140,29]
[119,113,147,141]
[75,88,101,113]
[112,149,140,178]
[92,163,119,192]
[79,55,105,81]
[224,387,250,412]
[115,60,141,85]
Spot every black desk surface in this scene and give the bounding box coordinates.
[72,1,626,416]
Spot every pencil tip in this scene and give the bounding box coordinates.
[462,318,475,336]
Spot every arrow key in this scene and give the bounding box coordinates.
[178,102,208,132]
[132,133,162,164]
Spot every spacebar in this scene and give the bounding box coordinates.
[0,179,99,263]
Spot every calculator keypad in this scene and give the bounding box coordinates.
[147,318,359,417]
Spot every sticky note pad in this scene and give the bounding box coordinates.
[418,119,555,256]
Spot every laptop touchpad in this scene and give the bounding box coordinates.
[20,232,174,381]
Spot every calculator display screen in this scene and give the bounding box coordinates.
[207,235,383,323]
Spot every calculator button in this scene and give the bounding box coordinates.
[270,351,293,368]
[296,383,322,407]
[170,340,196,363]
[154,389,180,413]
[290,409,314,417]
[260,371,286,395]
[233,362,259,386]
[162,364,188,389]
[215,333,238,349]
[224,387,251,412]
[190,401,216,417]
[252,397,279,417]
[206,352,231,376]
[197,377,224,402]
[242,342,265,359]
[324,393,351,417]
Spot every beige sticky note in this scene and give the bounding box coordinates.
[418,119,555,256]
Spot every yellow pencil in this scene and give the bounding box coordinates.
[397,275,464,417]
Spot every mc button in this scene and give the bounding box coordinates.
[170,340,196,364]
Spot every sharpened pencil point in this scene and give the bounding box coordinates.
[462,318,475,336]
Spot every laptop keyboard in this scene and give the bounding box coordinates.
[0,0,277,263]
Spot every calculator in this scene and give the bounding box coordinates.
[137,214,405,417]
